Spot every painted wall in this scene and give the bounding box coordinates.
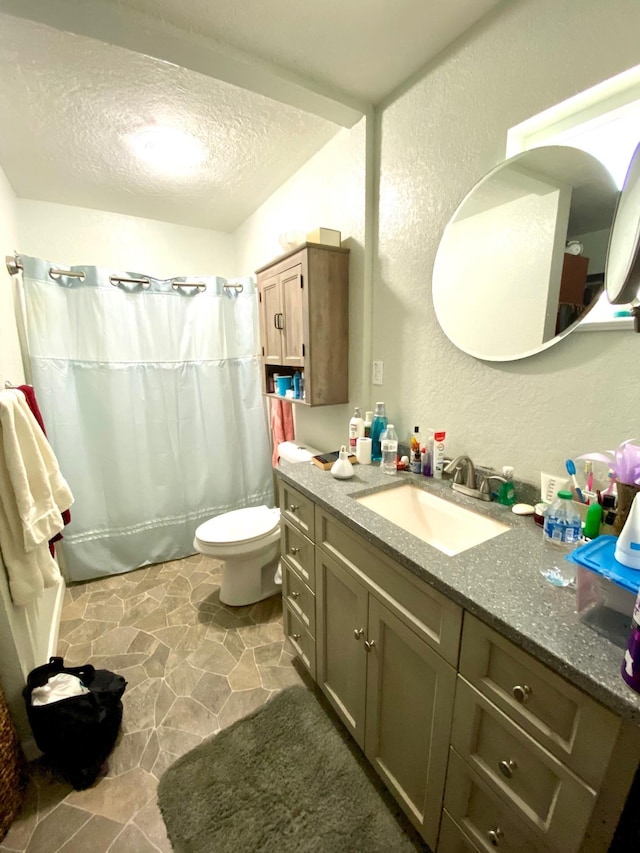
[0,165,23,385]
[16,200,236,279]
[374,0,640,486]
[234,119,368,453]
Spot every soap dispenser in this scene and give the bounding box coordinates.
[497,466,516,506]
[331,446,355,480]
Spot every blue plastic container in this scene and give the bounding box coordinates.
[276,376,292,395]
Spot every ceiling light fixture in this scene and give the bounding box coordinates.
[125,126,208,176]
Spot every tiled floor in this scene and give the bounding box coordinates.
[1,554,306,852]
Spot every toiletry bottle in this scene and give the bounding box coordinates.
[381,424,398,474]
[497,466,516,506]
[348,407,365,451]
[410,426,421,474]
[293,371,301,400]
[363,411,373,439]
[622,587,640,695]
[432,431,446,479]
[421,429,434,476]
[370,402,387,463]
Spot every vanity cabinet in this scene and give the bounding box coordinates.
[256,243,349,406]
[315,507,461,849]
[277,475,639,853]
[442,614,634,853]
[280,484,316,678]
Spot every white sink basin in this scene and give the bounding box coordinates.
[356,483,509,556]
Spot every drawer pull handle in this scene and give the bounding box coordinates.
[288,504,299,513]
[292,633,302,641]
[364,639,376,652]
[487,827,503,846]
[512,684,531,704]
[291,591,300,599]
[353,627,365,640]
[290,547,300,555]
[499,759,517,779]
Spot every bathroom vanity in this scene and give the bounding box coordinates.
[276,463,640,853]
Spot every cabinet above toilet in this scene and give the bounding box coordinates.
[256,243,350,407]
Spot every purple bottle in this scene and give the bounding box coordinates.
[621,589,640,693]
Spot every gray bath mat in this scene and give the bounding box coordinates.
[157,684,427,852]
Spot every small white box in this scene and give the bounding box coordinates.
[306,227,341,247]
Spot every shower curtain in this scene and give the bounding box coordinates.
[19,255,273,582]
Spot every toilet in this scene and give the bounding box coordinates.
[193,441,321,607]
[194,506,281,606]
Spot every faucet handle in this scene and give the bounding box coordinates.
[480,474,507,497]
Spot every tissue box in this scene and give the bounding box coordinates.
[306,228,341,247]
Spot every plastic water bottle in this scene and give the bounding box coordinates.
[380,424,398,475]
[621,588,640,694]
[370,402,387,463]
[539,490,582,587]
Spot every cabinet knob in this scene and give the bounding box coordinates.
[498,759,517,779]
[353,627,365,640]
[487,827,504,846]
[288,504,299,513]
[291,591,300,599]
[292,633,301,641]
[290,546,300,555]
[512,684,531,704]
[364,639,376,652]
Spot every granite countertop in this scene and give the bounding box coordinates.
[276,460,640,724]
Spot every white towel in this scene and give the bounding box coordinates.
[0,390,73,605]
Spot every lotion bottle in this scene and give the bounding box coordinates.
[348,407,364,451]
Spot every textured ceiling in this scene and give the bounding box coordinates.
[105,0,505,104]
[0,0,504,231]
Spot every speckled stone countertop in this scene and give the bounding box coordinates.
[276,460,640,724]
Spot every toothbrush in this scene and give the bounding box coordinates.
[584,460,594,493]
[565,459,585,503]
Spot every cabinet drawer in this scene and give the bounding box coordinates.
[284,604,315,679]
[281,521,315,589]
[282,559,315,637]
[316,507,462,665]
[280,482,315,539]
[451,677,595,853]
[443,750,547,853]
[459,614,619,788]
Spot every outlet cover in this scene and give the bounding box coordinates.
[372,360,383,385]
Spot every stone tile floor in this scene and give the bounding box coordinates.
[1,554,306,852]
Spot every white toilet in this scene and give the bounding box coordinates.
[194,505,281,606]
[193,441,321,607]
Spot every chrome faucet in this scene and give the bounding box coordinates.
[444,455,477,490]
[444,455,504,502]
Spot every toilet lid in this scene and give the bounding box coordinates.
[195,505,280,546]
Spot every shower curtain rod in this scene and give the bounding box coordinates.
[5,255,244,292]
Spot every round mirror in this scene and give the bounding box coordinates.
[432,146,619,361]
[605,140,640,304]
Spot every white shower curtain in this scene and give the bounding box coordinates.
[19,255,274,582]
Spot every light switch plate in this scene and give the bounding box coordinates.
[372,360,383,385]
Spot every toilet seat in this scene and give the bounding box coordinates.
[195,505,280,548]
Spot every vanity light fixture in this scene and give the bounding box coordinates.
[125,125,208,176]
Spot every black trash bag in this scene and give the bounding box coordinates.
[23,656,127,790]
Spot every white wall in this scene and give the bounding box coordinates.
[375,0,640,485]
[0,166,24,386]
[16,200,235,279]
[234,119,368,452]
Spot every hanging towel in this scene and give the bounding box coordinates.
[18,384,72,551]
[270,398,295,467]
[0,390,74,604]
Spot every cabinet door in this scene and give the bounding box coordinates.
[259,273,283,363]
[280,264,305,368]
[316,550,368,748]
[364,595,456,850]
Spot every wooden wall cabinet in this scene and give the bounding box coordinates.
[256,243,349,407]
